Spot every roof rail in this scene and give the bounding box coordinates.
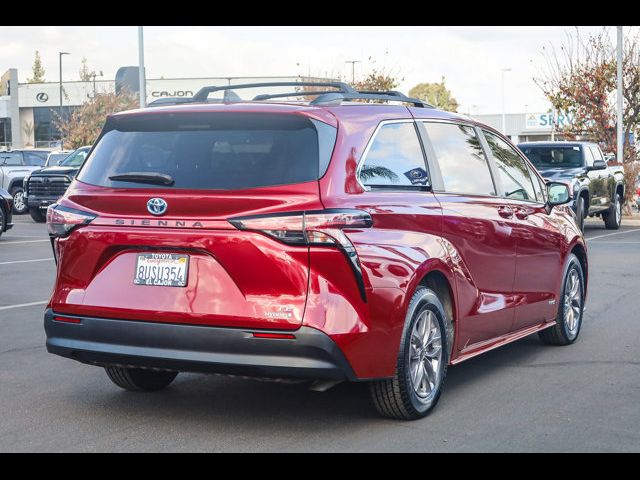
[150,82,432,108]
[192,81,356,103]
[311,91,432,108]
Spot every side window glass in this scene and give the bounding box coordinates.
[590,146,604,161]
[359,122,429,188]
[583,146,594,166]
[483,131,538,202]
[423,122,495,195]
[0,152,23,166]
[25,152,46,166]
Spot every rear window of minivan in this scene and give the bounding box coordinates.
[77,113,337,190]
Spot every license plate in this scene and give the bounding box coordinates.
[134,253,189,287]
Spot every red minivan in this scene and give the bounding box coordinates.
[44,83,587,420]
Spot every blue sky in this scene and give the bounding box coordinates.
[0,26,619,114]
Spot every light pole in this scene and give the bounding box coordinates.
[501,68,511,135]
[345,60,360,84]
[91,70,104,97]
[617,26,623,165]
[58,51,70,149]
[138,26,146,108]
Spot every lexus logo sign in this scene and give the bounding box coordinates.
[36,92,49,103]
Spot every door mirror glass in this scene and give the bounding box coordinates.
[588,159,607,171]
[547,182,571,206]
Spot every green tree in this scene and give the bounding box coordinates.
[55,91,139,149]
[27,51,45,83]
[409,77,459,111]
[79,57,92,82]
[535,28,640,209]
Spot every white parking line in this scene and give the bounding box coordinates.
[0,239,50,245]
[0,258,53,265]
[586,228,640,242]
[0,301,48,311]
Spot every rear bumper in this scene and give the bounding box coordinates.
[44,309,356,381]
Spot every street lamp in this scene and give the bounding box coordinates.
[501,68,511,135]
[138,26,146,108]
[345,60,360,84]
[91,70,104,96]
[59,51,70,149]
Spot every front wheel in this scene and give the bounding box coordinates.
[539,253,585,346]
[603,193,622,230]
[10,187,27,215]
[369,287,448,420]
[29,207,46,223]
[105,366,178,391]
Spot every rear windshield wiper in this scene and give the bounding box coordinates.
[108,172,175,186]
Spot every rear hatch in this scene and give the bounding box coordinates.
[49,109,337,330]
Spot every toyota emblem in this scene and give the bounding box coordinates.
[147,198,168,216]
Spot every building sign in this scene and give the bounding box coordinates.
[525,112,574,130]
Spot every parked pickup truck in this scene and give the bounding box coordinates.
[0,149,50,214]
[518,141,625,231]
[23,146,91,222]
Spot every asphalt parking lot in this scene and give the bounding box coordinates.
[1,215,639,452]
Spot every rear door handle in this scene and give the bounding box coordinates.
[497,206,513,219]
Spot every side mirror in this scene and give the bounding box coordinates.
[546,181,571,211]
[56,159,64,165]
[587,159,607,171]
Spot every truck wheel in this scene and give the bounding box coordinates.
[29,207,46,223]
[10,187,27,215]
[369,287,448,420]
[104,366,178,392]
[539,253,585,346]
[603,193,622,230]
[0,206,5,238]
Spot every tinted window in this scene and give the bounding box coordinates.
[359,122,428,188]
[424,122,495,195]
[590,146,603,161]
[61,148,89,167]
[484,131,537,201]
[78,113,336,190]
[24,152,46,166]
[0,152,22,166]
[520,145,584,168]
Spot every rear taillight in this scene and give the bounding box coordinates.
[47,204,96,238]
[230,209,372,301]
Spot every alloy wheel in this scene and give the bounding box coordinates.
[13,191,25,212]
[409,309,443,401]
[564,269,582,338]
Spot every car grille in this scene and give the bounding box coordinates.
[27,176,71,198]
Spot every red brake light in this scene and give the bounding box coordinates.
[47,204,96,237]
[229,209,372,301]
[228,209,372,247]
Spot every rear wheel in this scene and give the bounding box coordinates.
[104,366,178,391]
[369,287,448,420]
[10,187,27,215]
[603,193,622,230]
[539,253,585,346]
[29,207,46,223]
[0,206,5,238]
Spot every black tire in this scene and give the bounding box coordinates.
[369,287,449,420]
[0,206,5,239]
[575,195,586,232]
[10,186,27,215]
[539,253,585,346]
[603,192,622,230]
[104,366,178,392]
[29,207,46,223]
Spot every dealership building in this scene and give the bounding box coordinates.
[472,111,574,144]
[1,66,576,150]
[0,68,305,149]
